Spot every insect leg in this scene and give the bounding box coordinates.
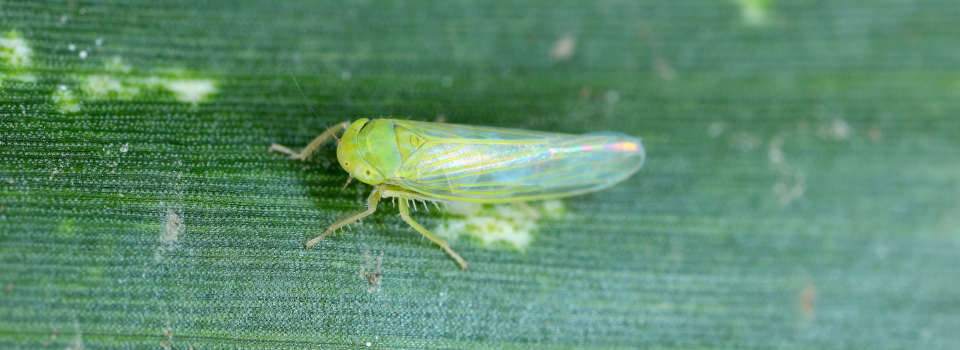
[305,187,381,248]
[268,121,351,160]
[398,199,468,271]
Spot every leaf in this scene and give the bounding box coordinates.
[2,1,959,349]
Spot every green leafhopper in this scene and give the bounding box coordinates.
[270,119,645,270]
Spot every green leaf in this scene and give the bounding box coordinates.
[2,1,959,349]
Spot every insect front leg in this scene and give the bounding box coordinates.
[268,121,351,160]
[388,190,468,271]
[305,186,382,248]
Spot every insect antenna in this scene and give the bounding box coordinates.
[335,174,354,202]
[289,69,340,143]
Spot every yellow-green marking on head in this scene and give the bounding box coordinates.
[337,118,381,184]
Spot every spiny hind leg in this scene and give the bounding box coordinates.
[306,186,381,248]
[269,121,351,160]
[398,198,468,271]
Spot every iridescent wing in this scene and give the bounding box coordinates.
[390,120,645,202]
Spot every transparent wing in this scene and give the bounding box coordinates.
[391,120,645,202]
[394,120,563,140]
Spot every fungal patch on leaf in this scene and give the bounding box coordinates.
[68,56,218,109]
[81,60,217,104]
[82,74,141,100]
[52,85,81,114]
[731,0,773,27]
[434,200,566,251]
[551,35,577,61]
[819,118,850,140]
[153,77,217,104]
[0,30,32,67]
[155,207,184,262]
[0,30,37,83]
[708,122,726,138]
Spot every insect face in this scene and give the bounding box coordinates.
[336,118,385,185]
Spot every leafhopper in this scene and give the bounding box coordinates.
[270,119,645,270]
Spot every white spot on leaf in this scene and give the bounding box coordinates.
[830,118,850,139]
[155,207,184,262]
[434,200,566,251]
[78,57,217,105]
[551,35,577,61]
[708,122,726,138]
[0,30,32,67]
[156,78,217,104]
[731,0,772,27]
[52,86,81,114]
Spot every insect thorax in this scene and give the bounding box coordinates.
[392,124,425,160]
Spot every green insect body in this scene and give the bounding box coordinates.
[270,118,645,270]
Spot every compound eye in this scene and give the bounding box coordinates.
[353,164,384,184]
